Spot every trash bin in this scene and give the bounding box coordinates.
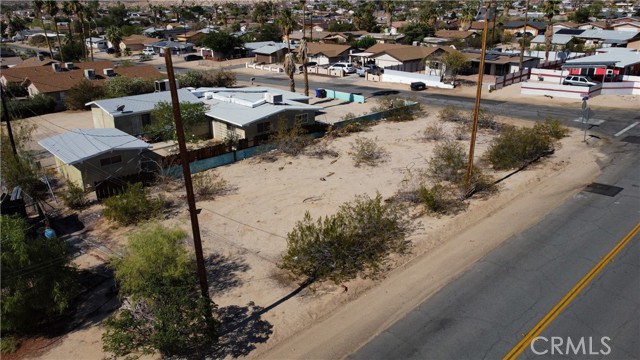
[320,89,327,98]
[315,88,323,98]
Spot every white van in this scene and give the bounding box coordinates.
[142,48,155,56]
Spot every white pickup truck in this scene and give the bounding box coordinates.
[356,64,383,77]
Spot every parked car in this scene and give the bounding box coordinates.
[328,62,356,74]
[298,61,318,71]
[184,54,203,61]
[142,48,155,56]
[356,64,383,77]
[106,48,116,54]
[410,81,426,91]
[562,75,599,87]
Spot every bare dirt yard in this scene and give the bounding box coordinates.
[14,98,609,360]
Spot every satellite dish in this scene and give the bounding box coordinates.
[116,105,125,112]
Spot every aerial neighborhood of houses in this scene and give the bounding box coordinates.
[1,0,639,358]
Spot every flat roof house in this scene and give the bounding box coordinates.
[38,128,151,190]
[86,88,208,139]
[193,87,322,142]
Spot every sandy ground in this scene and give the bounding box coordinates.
[21,100,610,360]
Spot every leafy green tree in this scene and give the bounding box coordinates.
[1,215,77,334]
[201,31,243,57]
[441,50,470,85]
[252,1,272,26]
[146,101,208,142]
[328,22,356,32]
[253,23,282,42]
[102,224,218,358]
[106,26,123,57]
[64,79,106,110]
[103,76,156,98]
[353,2,379,32]
[5,93,56,120]
[352,35,376,49]
[400,22,434,45]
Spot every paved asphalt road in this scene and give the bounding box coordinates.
[233,72,640,139]
[349,147,639,359]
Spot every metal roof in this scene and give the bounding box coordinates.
[38,128,151,165]
[531,34,574,45]
[576,29,640,42]
[253,43,289,55]
[199,89,321,127]
[564,48,640,68]
[86,88,202,117]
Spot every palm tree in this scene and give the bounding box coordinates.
[283,52,296,93]
[299,38,309,96]
[33,0,54,58]
[68,1,86,60]
[44,0,65,63]
[61,1,74,40]
[383,0,395,30]
[277,8,298,52]
[542,0,560,62]
[84,0,99,62]
[503,0,514,17]
[460,3,476,30]
[106,26,123,57]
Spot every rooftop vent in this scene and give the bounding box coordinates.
[103,68,115,77]
[51,63,61,72]
[84,68,96,80]
[64,62,74,70]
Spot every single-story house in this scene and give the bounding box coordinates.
[37,128,152,189]
[564,48,640,77]
[244,41,286,57]
[357,43,452,72]
[434,30,478,41]
[175,30,207,43]
[86,88,208,138]
[503,20,547,37]
[147,40,194,55]
[367,32,406,44]
[194,87,322,142]
[322,31,369,44]
[612,22,640,33]
[7,54,55,68]
[0,60,163,110]
[530,33,575,50]
[85,37,108,49]
[296,43,351,65]
[463,51,540,75]
[574,29,640,48]
[253,43,289,64]
[120,34,156,51]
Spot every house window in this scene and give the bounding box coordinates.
[257,121,271,133]
[100,155,122,167]
[295,113,308,124]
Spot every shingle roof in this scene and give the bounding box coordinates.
[38,128,151,165]
[11,56,58,68]
[1,61,163,94]
[121,34,156,46]
[504,20,547,30]
[86,88,201,117]
[366,44,452,62]
[303,43,351,58]
[434,30,475,39]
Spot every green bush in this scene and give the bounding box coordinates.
[418,184,465,215]
[428,141,466,182]
[64,79,106,110]
[486,125,555,170]
[348,137,389,167]
[61,182,88,209]
[5,94,56,119]
[102,183,163,226]
[533,117,569,140]
[280,193,410,283]
[1,336,18,354]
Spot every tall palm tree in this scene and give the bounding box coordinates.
[503,0,514,17]
[33,0,54,58]
[542,0,560,62]
[283,52,296,93]
[460,3,476,30]
[68,1,86,60]
[383,0,395,30]
[83,0,99,62]
[61,1,74,40]
[299,38,309,96]
[106,26,123,57]
[44,0,65,63]
[277,8,298,52]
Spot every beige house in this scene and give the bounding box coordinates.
[38,128,151,189]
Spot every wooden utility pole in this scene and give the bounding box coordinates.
[465,0,491,186]
[519,0,530,70]
[163,48,210,299]
[0,83,18,155]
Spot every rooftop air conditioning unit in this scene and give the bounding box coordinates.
[154,79,179,92]
[103,68,115,76]
[37,54,44,61]
[264,93,283,104]
[204,92,213,100]
[84,69,96,80]
[65,62,74,70]
[51,63,61,72]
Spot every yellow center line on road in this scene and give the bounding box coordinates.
[503,223,640,360]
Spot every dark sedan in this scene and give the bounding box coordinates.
[184,54,203,62]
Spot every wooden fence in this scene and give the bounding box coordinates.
[493,68,531,90]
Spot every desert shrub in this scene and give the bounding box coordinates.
[102,183,163,226]
[272,120,312,156]
[304,141,339,159]
[348,137,389,167]
[418,184,466,215]
[204,68,237,87]
[372,96,419,122]
[192,172,230,200]
[61,182,88,209]
[64,79,106,110]
[462,167,497,197]
[477,108,502,131]
[486,125,554,170]
[341,112,357,121]
[438,105,467,123]
[533,117,569,140]
[1,336,18,354]
[428,141,466,182]
[279,193,411,283]
[454,123,470,140]
[328,121,370,137]
[422,123,446,141]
